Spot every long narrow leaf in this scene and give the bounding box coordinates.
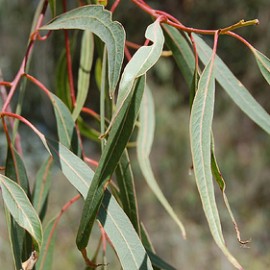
[76,76,145,250]
[72,31,94,120]
[194,34,270,134]
[0,175,43,252]
[47,139,153,270]
[137,86,186,238]
[115,149,140,234]
[190,56,243,269]
[40,5,125,94]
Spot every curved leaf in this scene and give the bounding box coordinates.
[194,34,270,134]
[47,139,153,270]
[104,20,164,135]
[190,58,243,269]
[0,175,43,252]
[137,86,186,238]
[40,5,125,93]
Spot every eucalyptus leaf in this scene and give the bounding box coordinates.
[252,48,270,85]
[46,138,153,270]
[76,76,145,250]
[40,5,125,94]
[194,34,270,134]
[0,175,43,252]
[137,86,186,238]
[190,57,243,269]
[72,31,94,120]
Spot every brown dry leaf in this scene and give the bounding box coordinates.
[21,251,38,270]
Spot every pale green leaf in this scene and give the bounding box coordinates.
[105,20,164,134]
[190,59,243,269]
[0,175,43,252]
[36,217,56,270]
[194,34,270,134]
[40,5,125,93]
[47,139,153,270]
[252,48,270,85]
[72,31,94,120]
[33,158,53,217]
[137,86,186,238]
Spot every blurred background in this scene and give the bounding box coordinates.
[0,0,270,269]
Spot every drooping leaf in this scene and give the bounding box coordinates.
[48,92,80,154]
[0,175,43,252]
[40,5,125,94]
[137,86,186,238]
[104,20,164,135]
[46,139,153,270]
[115,149,140,234]
[194,34,270,134]
[190,57,243,269]
[76,76,145,250]
[252,48,270,85]
[72,31,94,120]
[32,157,53,217]
[36,217,56,270]
[162,24,195,89]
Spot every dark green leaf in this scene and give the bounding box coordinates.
[76,75,145,250]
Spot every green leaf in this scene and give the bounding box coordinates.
[115,149,140,233]
[47,139,153,270]
[48,92,80,153]
[162,25,195,89]
[193,34,270,134]
[137,86,186,238]
[40,5,125,94]
[72,31,94,120]
[76,76,145,250]
[190,58,243,270]
[0,175,43,252]
[146,249,177,270]
[105,20,164,134]
[48,0,56,17]
[32,158,53,217]
[36,217,56,270]
[252,48,270,85]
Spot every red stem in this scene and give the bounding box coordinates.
[111,0,121,13]
[62,0,76,106]
[37,194,81,270]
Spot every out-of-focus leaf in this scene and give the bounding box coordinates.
[0,175,43,252]
[47,138,153,270]
[76,76,145,250]
[72,31,94,120]
[137,86,186,238]
[146,249,177,270]
[32,158,53,217]
[48,0,56,17]
[190,57,243,269]
[115,149,140,233]
[40,5,125,94]
[36,217,56,270]
[194,34,270,134]
[252,48,270,85]
[162,25,195,89]
[105,20,164,135]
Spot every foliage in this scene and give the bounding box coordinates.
[0,1,270,269]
